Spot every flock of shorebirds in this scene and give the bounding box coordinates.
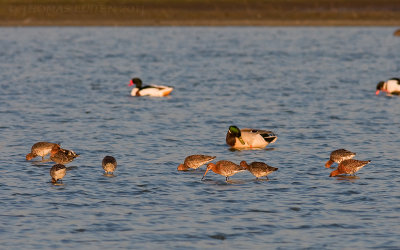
[26,75,399,184]
[26,125,371,184]
[26,142,117,183]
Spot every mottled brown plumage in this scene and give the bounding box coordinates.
[202,160,246,181]
[177,155,216,171]
[26,142,59,161]
[50,164,67,183]
[102,156,117,174]
[329,159,371,177]
[325,149,356,168]
[240,161,278,179]
[50,144,78,164]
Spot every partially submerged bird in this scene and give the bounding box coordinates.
[240,161,278,180]
[177,155,216,171]
[26,142,59,161]
[226,125,277,149]
[329,159,371,177]
[50,164,67,183]
[202,160,246,181]
[129,78,174,97]
[60,148,79,158]
[376,78,400,95]
[50,144,79,164]
[325,149,356,168]
[102,156,117,174]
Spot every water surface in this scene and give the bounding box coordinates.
[0,27,400,249]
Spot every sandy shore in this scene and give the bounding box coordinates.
[1,0,400,26]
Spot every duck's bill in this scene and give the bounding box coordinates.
[128,80,134,86]
[238,137,246,145]
[375,90,380,95]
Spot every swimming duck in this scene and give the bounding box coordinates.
[50,144,79,164]
[226,125,277,149]
[102,156,117,174]
[329,159,371,177]
[240,161,278,180]
[50,164,67,183]
[129,78,174,97]
[202,160,246,181]
[177,155,216,171]
[26,142,59,161]
[376,78,400,95]
[325,149,356,168]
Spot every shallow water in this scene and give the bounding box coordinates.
[0,27,399,249]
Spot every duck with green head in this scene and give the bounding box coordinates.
[226,125,277,149]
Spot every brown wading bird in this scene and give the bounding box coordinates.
[325,149,356,168]
[102,156,117,174]
[240,161,278,180]
[202,160,246,181]
[26,142,59,161]
[50,164,67,183]
[50,144,79,164]
[177,155,216,171]
[329,159,371,177]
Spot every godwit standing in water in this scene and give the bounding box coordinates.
[177,155,216,171]
[50,164,67,183]
[226,125,277,149]
[325,149,356,168]
[102,156,117,174]
[329,159,371,177]
[240,161,278,180]
[50,144,79,164]
[26,142,59,161]
[202,160,246,181]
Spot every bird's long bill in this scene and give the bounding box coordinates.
[128,80,134,86]
[375,90,380,95]
[238,136,245,145]
[325,159,333,168]
[201,168,210,180]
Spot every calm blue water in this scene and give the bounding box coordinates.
[0,27,399,249]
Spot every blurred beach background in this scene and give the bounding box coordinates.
[1,0,400,26]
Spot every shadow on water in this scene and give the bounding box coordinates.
[30,159,53,166]
[66,166,78,171]
[201,178,272,185]
[332,175,360,182]
[102,173,116,178]
[50,181,65,187]
[228,147,276,152]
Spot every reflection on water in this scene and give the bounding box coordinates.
[0,27,400,249]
